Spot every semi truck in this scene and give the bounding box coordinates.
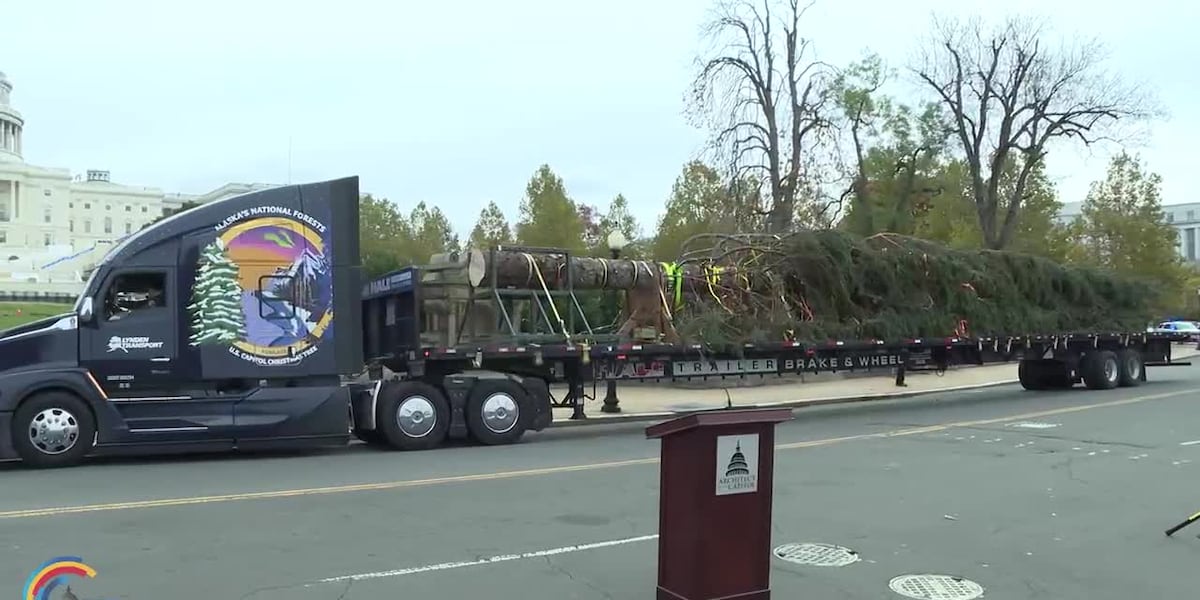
[0,176,1190,468]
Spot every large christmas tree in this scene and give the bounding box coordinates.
[188,239,247,346]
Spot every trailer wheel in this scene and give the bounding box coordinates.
[1018,360,1072,391]
[465,379,529,446]
[1081,350,1120,391]
[12,391,96,468]
[1117,348,1144,387]
[376,381,450,451]
[1017,360,1048,390]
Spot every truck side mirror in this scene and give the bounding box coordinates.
[78,297,95,324]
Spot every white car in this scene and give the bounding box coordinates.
[1149,320,1200,342]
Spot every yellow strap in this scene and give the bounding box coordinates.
[523,252,567,339]
[706,265,732,313]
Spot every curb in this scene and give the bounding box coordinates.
[549,378,1021,428]
[549,347,1200,428]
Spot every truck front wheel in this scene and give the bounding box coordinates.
[377,381,450,451]
[12,391,96,468]
[466,380,529,446]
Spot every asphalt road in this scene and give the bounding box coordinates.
[5,366,1200,600]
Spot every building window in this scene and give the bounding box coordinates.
[104,216,112,234]
[43,189,51,197]
[125,205,132,212]
[69,202,74,209]
[0,204,7,221]
[43,233,52,246]
[43,207,51,224]
[84,202,91,210]
[1168,213,1175,223]
[69,220,74,232]
[1187,228,1196,261]
[124,221,132,234]
[84,220,92,233]
[105,204,111,211]
[141,206,148,213]
[0,231,6,243]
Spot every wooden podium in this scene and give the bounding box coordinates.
[646,408,794,600]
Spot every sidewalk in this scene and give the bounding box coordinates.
[550,344,1200,426]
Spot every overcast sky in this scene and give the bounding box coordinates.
[1,0,1194,237]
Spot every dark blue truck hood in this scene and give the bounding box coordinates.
[0,312,80,372]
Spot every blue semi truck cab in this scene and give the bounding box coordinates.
[0,176,553,468]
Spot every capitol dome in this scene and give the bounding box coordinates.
[0,69,24,162]
[0,69,23,162]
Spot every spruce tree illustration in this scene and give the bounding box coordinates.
[188,239,247,345]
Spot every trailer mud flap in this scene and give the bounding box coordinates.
[519,377,553,432]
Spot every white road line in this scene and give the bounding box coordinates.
[318,534,660,582]
[1179,440,1200,446]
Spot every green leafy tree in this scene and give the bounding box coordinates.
[468,201,513,250]
[359,194,412,278]
[405,201,459,262]
[652,161,746,260]
[514,164,585,252]
[916,157,1070,260]
[832,53,953,237]
[1065,153,1186,310]
[187,239,246,345]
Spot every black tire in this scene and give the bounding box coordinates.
[1018,360,1048,391]
[1117,348,1144,387]
[1019,360,1073,391]
[1081,350,1120,390]
[376,381,450,451]
[12,391,96,468]
[465,379,529,446]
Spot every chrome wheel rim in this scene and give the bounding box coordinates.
[481,393,519,434]
[28,408,80,455]
[396,396,436,438]
[1104,357,1119,383]
[1126,356,1142,380]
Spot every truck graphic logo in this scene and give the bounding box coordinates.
[106,336,164,353]
[187,208,335,368]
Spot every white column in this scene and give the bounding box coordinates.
[10,179,16,220]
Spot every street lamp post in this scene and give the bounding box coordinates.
[602,230,627,414]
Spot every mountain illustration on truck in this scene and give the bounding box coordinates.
[254,245,331,345]
[188,219,334,353]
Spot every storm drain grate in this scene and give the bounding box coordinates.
[772,543,860,567]
[888,574,985,600]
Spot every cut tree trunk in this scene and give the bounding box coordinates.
[473,248,736,292]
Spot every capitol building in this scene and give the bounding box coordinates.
[0,70,278,295]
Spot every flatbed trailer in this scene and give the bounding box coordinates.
[0,175,1189,468]
[351,256,1192,450]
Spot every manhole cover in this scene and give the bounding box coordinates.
[888,574,985,600]
[772,542,860,567]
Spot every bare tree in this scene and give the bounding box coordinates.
[912,15,1158,250]
[687,0,837,234]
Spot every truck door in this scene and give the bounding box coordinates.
[79,266,235,442]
